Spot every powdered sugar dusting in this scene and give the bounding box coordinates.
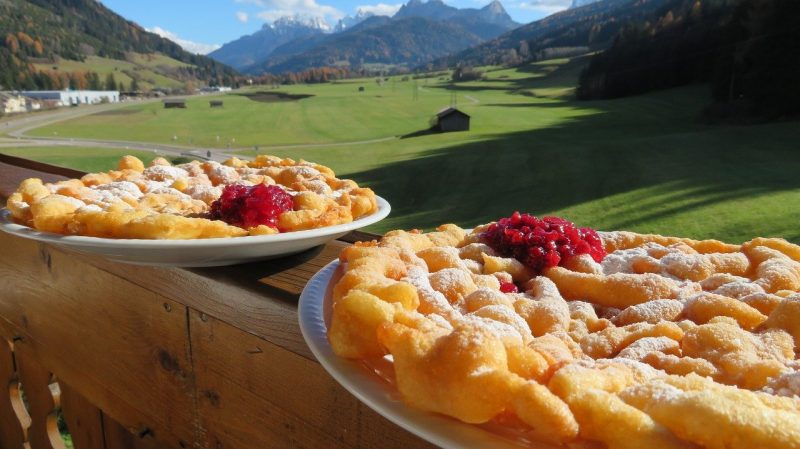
[617,337,679,360]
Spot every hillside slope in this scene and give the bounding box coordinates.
[434,0,671,68]
[250,17,484,74]
[208,16,328,71]
[216,0,517,75]
[0,0,237,90]
[577,0,799,119]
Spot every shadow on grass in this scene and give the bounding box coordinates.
[347,92,800,242]
[400,128,437,139]
[446,57,592,97]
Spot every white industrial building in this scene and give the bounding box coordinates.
[21,90,119,106]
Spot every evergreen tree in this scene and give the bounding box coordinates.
[87,72,101,90]
[104,72,116,91]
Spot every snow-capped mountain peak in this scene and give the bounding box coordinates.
[272,15,332,32]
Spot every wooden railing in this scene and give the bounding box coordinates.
[0,156,436,449]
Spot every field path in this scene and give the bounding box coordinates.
[1,97,400,162]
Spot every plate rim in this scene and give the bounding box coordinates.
[0,196,390,248]
[298,260,535,449]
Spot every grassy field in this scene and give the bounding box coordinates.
[14,57,800,243]
[32,53,190,90]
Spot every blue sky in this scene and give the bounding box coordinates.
[100,0,571,54]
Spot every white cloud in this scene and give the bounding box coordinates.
[147,27,221,55]
[236,11,250,22]
[355,3,402,16]
[512,0,570,14]
[240,0,343,23]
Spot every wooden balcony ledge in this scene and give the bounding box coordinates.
[0,154,435,449]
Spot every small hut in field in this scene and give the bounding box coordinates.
[163,99,186,109]
[432,107,470,132]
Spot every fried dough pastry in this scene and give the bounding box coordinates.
[7,155,378,239]
[329,221,800,448]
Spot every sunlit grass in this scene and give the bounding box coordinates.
[12,56,800,242]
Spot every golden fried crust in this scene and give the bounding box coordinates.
[545,267,678,308]
[118,155,145,172]
[683,292,766,330]
[600,231,740,254]
[743,237,800,262]
[11,155,378,239]
[329,225,800,448]
[762,295,800,345]
[619,375,800,449]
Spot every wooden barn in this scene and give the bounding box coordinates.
[209,100,224,108]
[163,99,186,109]
[432,107,470,132]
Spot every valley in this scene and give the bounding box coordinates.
[8,56,800,243]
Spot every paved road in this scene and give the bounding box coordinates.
[0,100,241,162]
[2,99,402,162]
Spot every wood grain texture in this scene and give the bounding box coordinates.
[14,345,66,449]
[0,239,196,448]
[189,310,436,449]
[58,383,104,449]
[0,338,29,449]
[102,413,168,449]
[0,233,344,361]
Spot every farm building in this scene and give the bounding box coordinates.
[164,99,187,109]
[432,107,470,132]
[209,100,224,108]
[0,92,27,114]
[21,90,119,107]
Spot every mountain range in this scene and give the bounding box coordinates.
[209,0,519,74]
[0,0,237,91]
[433,0,676,69]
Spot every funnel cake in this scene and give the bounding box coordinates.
[328,215,800,448]
[6,155,378,239]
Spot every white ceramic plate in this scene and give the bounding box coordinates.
[0,197,389,267]
[299,261,555,449]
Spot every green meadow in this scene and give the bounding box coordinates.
[13,57,800,243]
[32,53,191,90]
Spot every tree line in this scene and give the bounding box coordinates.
[0,0,237,90]
[247,67,352,85]
[576,0,800,119]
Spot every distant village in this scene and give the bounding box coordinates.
[0,86,233,116]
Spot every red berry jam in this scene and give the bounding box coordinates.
[482,212,605,274]
[209,184,294,230]
[499,280,519,293]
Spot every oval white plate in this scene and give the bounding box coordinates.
[299,261,553,449]
[0,197,389,267]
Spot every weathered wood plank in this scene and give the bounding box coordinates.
[101,413,168,449]
[14,345,66,449]
[0,233,338,361]
[0,338,29,449]
[0,242,196,449]
[189,310,436,449]
[58,382,104,449]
